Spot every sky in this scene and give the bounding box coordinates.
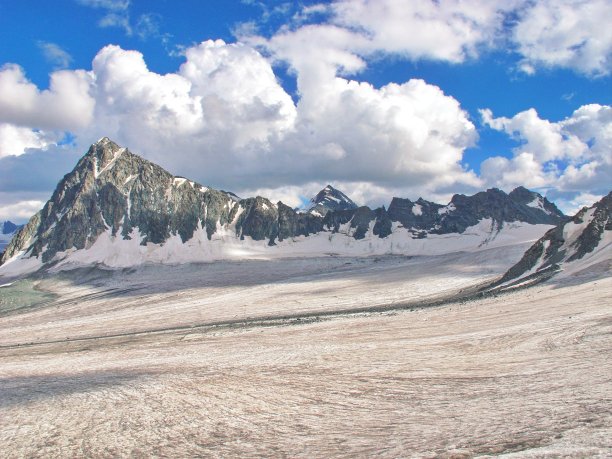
[0,0,610,223]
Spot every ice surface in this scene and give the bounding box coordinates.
[0,248,609,457]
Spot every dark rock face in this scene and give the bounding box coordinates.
[373,207,392,238]
[305,185,358,216]
[508,186,565,223]
[1,138,238,264]
[435,188,566,234]
[320,206,389,240]
[277,202,324,242]
[230,197,279,245]
[567,191,612,261]
[386,188,566,236]
[498,191,611,284]
[387,197,443,231]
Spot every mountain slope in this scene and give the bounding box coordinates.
[1,138,239,264]
[1,138,572,275]
[497,191,612,286]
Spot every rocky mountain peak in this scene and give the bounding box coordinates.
[508,186,564,219]
[305,184,358,216]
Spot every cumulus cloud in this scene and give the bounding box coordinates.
[514,0,612,76]
[0,40,482,215]
[243,0,610,79]
[550,191,605,216]
[480,104,612,195]
[0,124,59,158]
[0,64,94,131]
[250,0,520,74]
[2,0,610,220]
[0,145,82,192]
[331,0,519,62]
[479,107,586,163]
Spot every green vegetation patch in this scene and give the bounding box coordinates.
[0,280,55,316]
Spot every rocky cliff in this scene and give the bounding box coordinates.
[497,191,611,285]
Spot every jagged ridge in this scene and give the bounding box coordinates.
[1,138,570,269]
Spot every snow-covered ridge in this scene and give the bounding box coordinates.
[0,138,578,278]
[0,218,552,275]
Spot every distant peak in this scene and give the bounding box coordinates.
[304,184,357,215]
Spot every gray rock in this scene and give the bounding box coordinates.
[497,191,611,284]
[1,138,239,264]
[304,185,358,216]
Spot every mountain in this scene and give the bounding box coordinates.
[303,185,358,216]
[2,221,20,235]
[497,191,612,287]
[387,187,567,237]
[0,221,23,253]
[1,138,571,275]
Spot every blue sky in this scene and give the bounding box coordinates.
[0,0,610,222]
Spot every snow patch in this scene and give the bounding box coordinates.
[0,250,43,277]
[438,203,456,215]
[95,147,125,178]
[123,174,136,185]
[412,204,422,216]
[527,196,553,215]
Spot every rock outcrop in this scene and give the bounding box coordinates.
[497,191,611,285]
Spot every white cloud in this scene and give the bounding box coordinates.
[279,77,479,190]
[0,124,57,158]
[0,64,94,131]
[480,107,586,163]
[480,104,611,194]
[37,42,73,69]
[135,13,161,40]
[480,152,553,190]
[245,1,520,96]
[514,0,612,76]
[98,12,132,34]
[0,199,45,222]
[331,0,520,62]
[553,192,604,216]
[76,0,132,35]
[243,0,610,80]
[0,40,481,213]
